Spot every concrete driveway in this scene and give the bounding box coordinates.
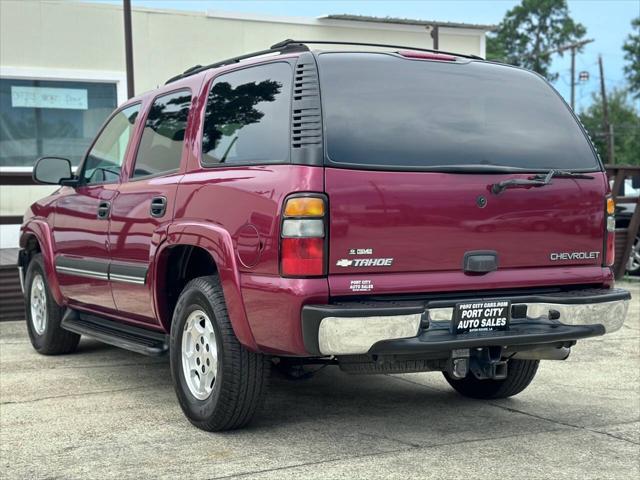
[1,282,638,479]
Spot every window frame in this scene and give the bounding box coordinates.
[127,88,193,182]
[198,60,294,169]
[76,101,142,187]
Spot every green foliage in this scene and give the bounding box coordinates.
[622,17,640,99]
[579,89,640,165]
[486,0,586,81]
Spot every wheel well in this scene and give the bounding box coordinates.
[157,245,218,330]
[20,235,41,269]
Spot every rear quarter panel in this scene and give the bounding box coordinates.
[172,165,327,352]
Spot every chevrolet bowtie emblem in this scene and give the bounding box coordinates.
[336,259,354,267]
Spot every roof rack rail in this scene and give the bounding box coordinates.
[270,39,484,61]
[165,41,309,84]
[165,38,483,84]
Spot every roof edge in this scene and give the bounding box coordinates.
[322,14,495,31]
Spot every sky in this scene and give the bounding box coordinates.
[101,0,638,112]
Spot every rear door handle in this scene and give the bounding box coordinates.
[97,201,111,220]
[150,196,167,218]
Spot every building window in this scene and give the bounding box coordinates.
[0,78,117,167]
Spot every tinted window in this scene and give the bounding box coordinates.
[132,90,191,178]
[318,53,599,171]
[202,63,291,166]
[82,104,140,184]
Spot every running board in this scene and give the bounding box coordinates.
[61,309,169,356]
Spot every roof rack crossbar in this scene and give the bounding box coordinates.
[270,39,484,60]
[165,42,309,84]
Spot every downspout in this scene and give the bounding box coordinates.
[430,24,439,50]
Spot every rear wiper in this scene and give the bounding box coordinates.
[491,169,594,195]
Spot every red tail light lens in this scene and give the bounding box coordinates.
[606,232,615,267]
[605,196,615,267]
[280,194,327,277]
[281,237,324,276]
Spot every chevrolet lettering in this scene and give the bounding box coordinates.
[550,251,601,261]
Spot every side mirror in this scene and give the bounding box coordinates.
[33,157,76,186]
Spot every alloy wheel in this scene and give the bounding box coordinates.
[181,309,218,400]
[30,273,47,335]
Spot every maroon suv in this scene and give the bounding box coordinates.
[20,40,631,431]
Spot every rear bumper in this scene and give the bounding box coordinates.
[301,287,631,356]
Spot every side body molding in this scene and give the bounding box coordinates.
[154,221,258,351]
[20,219,64,305]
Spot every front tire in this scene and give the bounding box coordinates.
[169,275,270,431]
[25,253,80,355]
[443,359,539,399]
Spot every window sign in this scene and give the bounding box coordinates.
[0,79,117,167]
[11,86,88,110]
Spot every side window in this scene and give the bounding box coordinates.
[132,90,192,178]
[82,104,140,184]
[202,62,292,166]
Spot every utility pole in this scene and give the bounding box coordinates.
[598,55,614,164]
[542,38,594,110]
[570,47,576,109]
[123,0,135,99]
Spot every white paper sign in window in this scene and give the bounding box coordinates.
[11,86,88,110]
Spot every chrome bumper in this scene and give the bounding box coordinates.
[429,299,629,334]
[318,314,422,356]
[302,288,631,356]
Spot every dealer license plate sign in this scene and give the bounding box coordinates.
[453,300,511,334]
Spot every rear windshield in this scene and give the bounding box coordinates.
[318,53,599,171]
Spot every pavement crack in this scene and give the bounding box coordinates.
[378,374,640,448]
[383,374,447,393]
[488,403,640,446]
[357,431,421,448]
[379,367,640,448]
[0,384,164,406]
[587,425,640,446]
[206,427,564,480]
[0,361,166,372]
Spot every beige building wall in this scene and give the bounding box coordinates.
[0,0,488,248]
[1,1,486,95]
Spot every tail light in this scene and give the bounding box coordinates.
[280,194,327,277]
[605,196,615,267]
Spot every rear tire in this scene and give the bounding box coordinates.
[170,275,270,431]
[443,359,539,399]
[627,236,640,275]
[25,253,80,355]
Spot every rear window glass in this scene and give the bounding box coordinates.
[318,53,599,171]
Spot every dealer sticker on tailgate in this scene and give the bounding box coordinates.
[453,300,511,334]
